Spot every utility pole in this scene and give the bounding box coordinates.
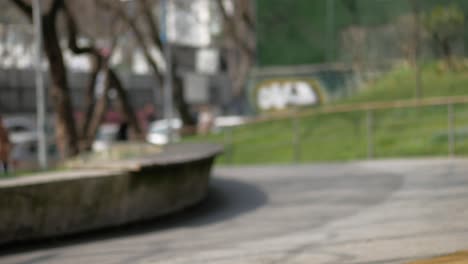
[161,0,174,143]
[411,0,423,99]
[326,0,335,62]
[33,0,48,169]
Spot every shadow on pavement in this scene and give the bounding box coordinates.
[0,176,267,255]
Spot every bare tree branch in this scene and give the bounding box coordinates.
[98,0,198,128]
[64,0,144,142]
[108,68,145,139]
[63,1,101,140]
[98,0,163,83]
[215,0,254,57]
[239,0,255,31]
[139,0,163,49]
[50,0,64,19]
[63,1,96,55]
[9,0,32,19]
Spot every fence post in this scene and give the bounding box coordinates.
[292,114,301,163]
[367,109,374,159]
[448,103,455,157]
[224,127,234,164]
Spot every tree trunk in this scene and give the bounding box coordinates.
[441,39,454,69]
[42,16,79,158]
[442,40,452,59]
[81,56,102,139]
[232,51,251,97]
[217,0,256,114]
[9,0,79,157]
[108,69,144,140]
[81,70,110,151]
[171,60,196,134]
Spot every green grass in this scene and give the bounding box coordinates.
[0,168,64,179]
[341,63,468,104]
[186,63,468,164]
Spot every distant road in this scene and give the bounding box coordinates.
[1,159,468,264]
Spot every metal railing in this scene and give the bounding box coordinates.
[202,96,468,164]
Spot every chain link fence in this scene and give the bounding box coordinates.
[188,97,468,164]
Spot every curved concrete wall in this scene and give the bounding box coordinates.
[0,143,222,245]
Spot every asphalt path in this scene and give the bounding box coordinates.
[1,159,468,263]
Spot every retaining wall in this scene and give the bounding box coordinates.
[0,143,222,245]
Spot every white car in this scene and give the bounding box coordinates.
[4,116,37,140]
[145,116,248,144]
[92,124,119,152]
[3,116,56,163]
[146,119,182,145]
[214,115,248,129]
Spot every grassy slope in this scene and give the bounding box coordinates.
[343,63,468,103]
[187,64,468,164]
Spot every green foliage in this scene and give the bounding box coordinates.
[424,5,465,42]
[257,0,411,65]
[257,0,468,66]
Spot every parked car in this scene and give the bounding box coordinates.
[4,116,36,140]
[145,116,249,145]
[92,124,120,152]
[213,115,248,131]
[3,116,56,165]
[146,118,182,145]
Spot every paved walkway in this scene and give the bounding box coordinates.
[1,159,468,263]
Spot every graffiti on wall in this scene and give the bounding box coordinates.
[254,78,324,112]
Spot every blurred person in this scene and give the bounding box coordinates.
[144,104,157,124]
[197,106,214,135]
[140,104,157,133]
[0,115,11,174]
[116,119,129,141]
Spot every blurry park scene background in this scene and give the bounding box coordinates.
[2,0,468,170]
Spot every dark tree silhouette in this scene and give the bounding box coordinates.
[10,0,79,158]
